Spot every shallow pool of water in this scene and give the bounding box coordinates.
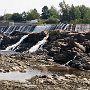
[0,50,19,55]
[0,69,51,81]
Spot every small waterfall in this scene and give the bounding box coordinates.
[0,26,8,33]
[16,26,23,31]
[6,34,29,51]
[4,26,15,34]
[75,24,90,32]
[33,25,46,33]
[29,33,49,53]
[64,24,69,30]
[60,24,65,29]
[20,26,27,32]
[33,25,52,33]
[55,23,62,30]
[1,24,90,34]
[24,26,32,32]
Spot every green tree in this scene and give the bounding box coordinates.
[41,6,50,19]
[26,9,40,20]
[69,6,81,23]
[74,6,81,19]
[59,0,70,23]
[79,5,87,19]
[49,6,59,19]
[10,13,23,22]
[69,5,75,21]
[21,11,27,21]
[81,8,90,23]
[45,16,59,24]
[4,13,12,21]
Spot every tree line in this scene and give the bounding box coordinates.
[59,1,90,24]
[1,0,90,24]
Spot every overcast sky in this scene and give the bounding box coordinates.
[0,0,90,15]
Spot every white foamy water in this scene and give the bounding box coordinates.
[29,39,47,53]
[6,34,29,51]
[64,24,69,30]
[29,34,49,53]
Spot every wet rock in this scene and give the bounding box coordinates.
[39,75,47,78]
[65,74,76,79]
[4,69,9,72]
[83,78,90,85]
[10,31,28,36]
[19,70,26,73]
[44,31,90,70]
[1,30,90,70]
[0,69,3,72]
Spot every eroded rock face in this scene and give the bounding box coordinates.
[43,31,90,70]
[0,30,90,70]
[0,31,46,51]
[15,32,46,52]
[0,34,23,50]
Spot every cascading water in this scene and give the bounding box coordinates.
[33,25,46,33]
[5,34,29,51]
[55,24,62,30]
[0,26,8,33]
[1,24,90,35]
[29,33,49,53]
[16,26,23,31]
[32,25,53,33]
[29,39,47,53]
[4,26,15,35]
[0,25,58,34]
[64,24,70,30]
[24,26,31,32]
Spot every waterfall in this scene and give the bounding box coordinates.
[33,26,46,33]
[1,24,90,34]
[33,25,52,33]
[6,34,29,51]
[29,33,49,53]
[4,26,15,34]
[64,24,69,30]
[0,27,8,33]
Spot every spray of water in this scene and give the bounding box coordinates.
[6,34,29,51]
[29,33,49,53]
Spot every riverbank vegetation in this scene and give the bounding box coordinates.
[1,0,90,24]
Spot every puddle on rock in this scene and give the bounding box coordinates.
[0,50,19,55]
[0,69,51,82]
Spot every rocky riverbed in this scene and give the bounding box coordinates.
[0,30,90,90]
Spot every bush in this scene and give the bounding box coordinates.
[45,17,59,24]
